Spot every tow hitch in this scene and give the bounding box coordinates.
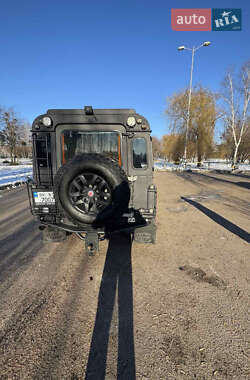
[85,232,99,255]
[75,231,106,255]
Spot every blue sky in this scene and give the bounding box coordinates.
[0,0,249,138]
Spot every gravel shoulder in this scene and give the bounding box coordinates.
[0,173,249,380]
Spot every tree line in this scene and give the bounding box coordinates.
[0,61,249,166]
[153,61,250,166]
[0,107,31,164]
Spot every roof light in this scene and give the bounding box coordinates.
[127,116,136,127]
[42,116,52,127]
[84,106,93,115]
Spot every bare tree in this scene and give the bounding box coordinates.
[162,134,183,162]
[0,107,22,164]
[18,122,32,145]
[151,136,162,159]
[166,86,219,165]
[16,144,32,158]
[221,117,250,162]
[221,61,250,168]
[0,130,5,145]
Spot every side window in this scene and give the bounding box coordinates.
[133,138,147,169]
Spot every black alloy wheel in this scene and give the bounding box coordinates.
[54,153,130,225]
[68,173,111,215]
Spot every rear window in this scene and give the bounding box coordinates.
[132,138,147,169]
[61,131,121,165]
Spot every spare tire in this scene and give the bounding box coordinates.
[54,153,130,225]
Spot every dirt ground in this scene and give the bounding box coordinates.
[0,171,249,380]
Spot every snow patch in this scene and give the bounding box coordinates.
[0,165,32,189]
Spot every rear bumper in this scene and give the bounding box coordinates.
[27,179,155,235]
[42,216,149,235]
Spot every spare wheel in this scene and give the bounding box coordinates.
[54,153,130,225]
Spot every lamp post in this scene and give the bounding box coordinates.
[178,41,211,167]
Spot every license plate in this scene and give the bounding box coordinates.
[33,191,55,205]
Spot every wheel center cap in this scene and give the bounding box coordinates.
[88,190,94,197]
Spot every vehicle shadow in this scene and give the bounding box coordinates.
[85,233,136,380]
[191,172,250,190]
[227,172,250,180]
[181,197,250,244]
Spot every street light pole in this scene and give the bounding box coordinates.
[178,41,211,167]
[184,46,194,166]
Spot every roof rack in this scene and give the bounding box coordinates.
[47,108,136,115]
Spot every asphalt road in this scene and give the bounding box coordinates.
[0,172,249,380]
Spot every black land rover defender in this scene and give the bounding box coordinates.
[27,107,157,253]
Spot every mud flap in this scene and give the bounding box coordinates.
[133,222,156,244]
[42,225,67,243]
